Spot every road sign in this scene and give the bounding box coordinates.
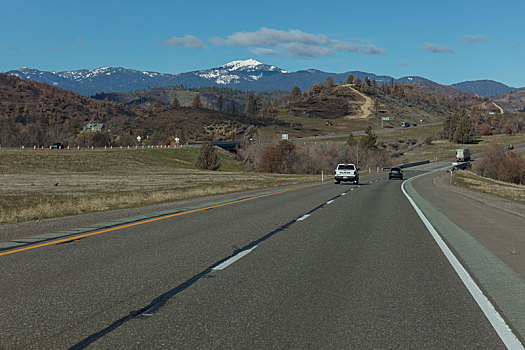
[381,116,392,128]
[282,134,289,140]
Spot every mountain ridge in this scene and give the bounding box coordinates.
[5,59,520,98]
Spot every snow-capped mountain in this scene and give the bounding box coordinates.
[8,60,295,95]
[195,59,288,85]
[6,59,454,96]
[8,66,179,95]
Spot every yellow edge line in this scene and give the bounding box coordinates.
[0,183,324,257]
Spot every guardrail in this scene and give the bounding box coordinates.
[451,161,471,170]
[382,160,431,171]
[0,145,186,151]
[400,160,431,168]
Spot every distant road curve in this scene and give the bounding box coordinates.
[0,123,443,151]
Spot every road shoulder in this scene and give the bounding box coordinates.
[405,169,525,344]
[0,183,319,245]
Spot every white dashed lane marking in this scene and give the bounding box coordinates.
[213,246,258,271]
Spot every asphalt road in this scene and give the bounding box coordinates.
[0,171,510,349]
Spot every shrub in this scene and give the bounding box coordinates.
[477,123,493,136]
[474,144,525,184]
[258,140,297,173]
[241,140,395,174]
[195,141,220,170]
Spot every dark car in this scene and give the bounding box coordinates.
[51,142,64,149]
[389,166,403,180]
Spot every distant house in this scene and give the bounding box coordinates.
[83,123,105,132]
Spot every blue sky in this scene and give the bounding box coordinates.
[2,0,524,87]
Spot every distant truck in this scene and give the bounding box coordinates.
[334,163,359,184]
[456,148,471,162]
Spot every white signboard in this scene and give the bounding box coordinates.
[282,134,289,140]
[136,136,142,142]
[381,117,391,121]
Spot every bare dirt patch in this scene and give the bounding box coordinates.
[342,84,374,120]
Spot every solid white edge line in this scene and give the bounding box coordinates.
[297,214,310,221]
[326,200,334,205]
[401,177,524,349]
[341,193,346,196]
[213,246,257,271]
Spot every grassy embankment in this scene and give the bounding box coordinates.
[260,112,383,139]
[454,170,525,205]
[401,133,525,163]
[0,148,319,224]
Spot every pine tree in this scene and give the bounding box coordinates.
[359,126,377,149]
[217,94,223,112]
[443,110,461,141]
[192,94,201,109]
[153,98,164,114]
[245,94,258,117]
[291,86,301,99]
[346,75,355,84]
[453,111,474,144]
[346,133,357,146]
[325,77,335,88]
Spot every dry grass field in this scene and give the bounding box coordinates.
[454,170,525,205]
[263,112,383,139]
[0,148,319,223]
[400,133,525,163]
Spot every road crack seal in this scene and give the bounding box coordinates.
[69,191,347,349]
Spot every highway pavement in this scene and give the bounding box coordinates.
[0,170,515,349]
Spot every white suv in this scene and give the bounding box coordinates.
[334,164,359,184]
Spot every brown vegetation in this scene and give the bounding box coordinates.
[0,74,275,148]
[474,144,525,184]
[195,142,221,170]
[240,139,392,175]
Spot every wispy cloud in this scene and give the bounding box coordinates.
[163,35,207,49]
[250,47,282,56]
[210,27,387,58]
[283,43,334,59]
[420,42,454,54]
[10,45,19,52]
[360,44,388,55]
[460,35,487,45]
[49,38,85,52]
